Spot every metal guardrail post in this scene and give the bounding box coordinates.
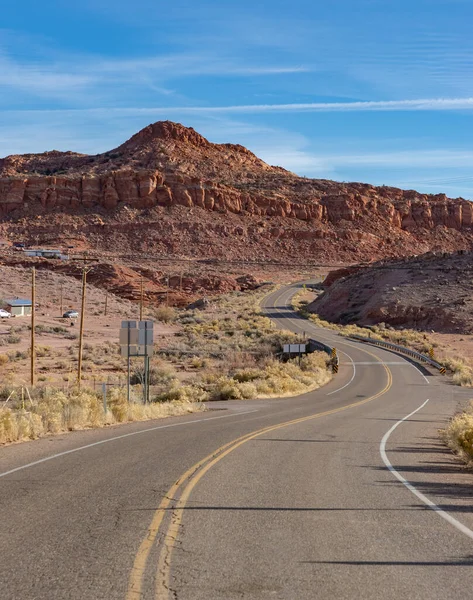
[346,334,446,374]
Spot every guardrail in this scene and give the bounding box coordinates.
[308,338,339,373]
[346,334,446,374]
[307,338,333,355]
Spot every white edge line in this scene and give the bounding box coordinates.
[264,291,358,397]
[267,288,429,388]
[408,362,430,384]
[327,353,356,396]
[380,399,473,541]
[335,335,430,385]
[0,409,259,479]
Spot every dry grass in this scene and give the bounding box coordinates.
[0,287,334,446]
[159,287,332,401]
[443,400,473,464]
[295,294,473,387]
[442,357,473,387]
[0,386,204,445]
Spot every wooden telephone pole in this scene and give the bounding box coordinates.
[77,267,91,388]
[71,253,98,389]
[140,276,144,321]
[31,267,36,386]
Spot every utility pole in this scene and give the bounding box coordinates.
[166,276,169,307]
[60,283,63,316]
[31,267,36,387]
[69,252,97,388]
[77,267,90,388]
[140,276,144,321]
[104,290,108,316]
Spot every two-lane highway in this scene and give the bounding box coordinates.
[1,283,472,599]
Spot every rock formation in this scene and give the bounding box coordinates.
[1,121,472,262]
[308,250,473,334]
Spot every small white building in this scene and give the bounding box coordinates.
[5,299,32,317]
[23,249,68,260]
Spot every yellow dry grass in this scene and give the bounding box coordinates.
[443,400,473,464]
[0,387,204,445]
[294,292,473,387]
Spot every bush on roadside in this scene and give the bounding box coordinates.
[0,385,205,445]
[444,400,473,463]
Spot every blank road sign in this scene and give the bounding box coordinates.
[284,344,306,354]
[119,328,139,344]
[120,320,154,357]
[138,329,153,345]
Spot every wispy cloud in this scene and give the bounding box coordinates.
[0,44,308,105]
[0,53,95,100]
[6,97,473,116]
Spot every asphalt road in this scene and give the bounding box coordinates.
[1,283,473,600]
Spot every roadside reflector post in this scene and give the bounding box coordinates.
[331,347,339,374]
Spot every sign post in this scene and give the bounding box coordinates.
[120,320,154,403]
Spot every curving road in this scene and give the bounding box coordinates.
[1,283,473,600]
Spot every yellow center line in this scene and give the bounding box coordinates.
[155,364,392,598]
[125,432,267,599]
[126,282,393,600]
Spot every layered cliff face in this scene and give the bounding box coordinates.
[1,121,472,262]
[308,250,473,334]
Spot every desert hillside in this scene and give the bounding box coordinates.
[1,121,473,267]
[308,250,473,334]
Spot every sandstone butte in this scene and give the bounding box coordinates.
[0,120,472,263]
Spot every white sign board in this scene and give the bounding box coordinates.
[283,344,306,354]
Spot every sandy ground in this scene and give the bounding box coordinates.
[0,265,176,389]
[431,333,473,364]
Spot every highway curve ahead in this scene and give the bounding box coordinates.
[1,285,473,600]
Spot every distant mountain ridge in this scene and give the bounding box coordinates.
[0,120,472,263]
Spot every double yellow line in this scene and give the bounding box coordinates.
[126,358,392,599]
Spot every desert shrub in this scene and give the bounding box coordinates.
[130,362,177,386]
[35,388,103,432]
[35,325,68,336]
[36,345,52,357]
[444,401,473,463]
[190,356,209,369]
[0,409,44,444]
[210,377,243,401]
[0,354,9,366]
[155,306,177,323]
[233,368,261,383]
[299,351,329,371]
[453,370,473,387]
[442,357,473,387]
[8,350,28,361]
[0,386,14,400]
[0,384,205,444]
[6,335,21,344]
[235,381,257,399]
[155,384,209,404]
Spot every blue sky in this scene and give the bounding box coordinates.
[2,0,473,198]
